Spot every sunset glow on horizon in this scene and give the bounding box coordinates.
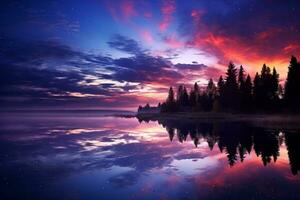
[1,0,300,110]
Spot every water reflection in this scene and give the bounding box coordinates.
[138,117,300,175]
[0,113,300,200]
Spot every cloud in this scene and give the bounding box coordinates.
[121,0,137,19]
[113,54,183,84]
[107,34,145,55]
[105,0,153,22]
[140,30,154,44]
[0,38,142,108]
[107,34,184,84]
[174,63,207,71]
[0,34,221,109]
[0,39,81,65]
[176,0,300,75]
[163,34,184,48]
[159,0,176,32]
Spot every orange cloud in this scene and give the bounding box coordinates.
[189,10,300,78]
[192,30,294,77]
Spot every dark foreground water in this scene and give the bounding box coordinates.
[1,111,300,200]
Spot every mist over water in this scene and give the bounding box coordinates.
[1,111,300,200]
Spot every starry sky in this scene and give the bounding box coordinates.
[1,0,300,110]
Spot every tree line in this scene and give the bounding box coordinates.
[154,56,300,113]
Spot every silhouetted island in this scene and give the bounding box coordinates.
[137,56,300,120]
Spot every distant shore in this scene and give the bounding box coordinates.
[135,112,300,123]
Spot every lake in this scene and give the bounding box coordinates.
[1,111,300,200]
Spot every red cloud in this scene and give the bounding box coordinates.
[188,9,300,78]
[257,28,282,41]
[159,0,176,32]
[283,44,300,53]
[190,17,297,77]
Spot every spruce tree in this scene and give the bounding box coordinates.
[253,72,261,107]
[167,87,175,103]
[177,85,184,104]
[206,78,216,111]
[238,65,245,86]
[285,56,300,111]
[182,86,189,106]
[217,76,225,95]
[224,62,239,110]
[243,74,253,111]
[194,82,200,95]
[165,87,177,112]
[271,67,279,100]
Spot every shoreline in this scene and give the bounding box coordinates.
[134,112,300,123]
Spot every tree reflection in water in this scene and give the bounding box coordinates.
[137,117,300,175]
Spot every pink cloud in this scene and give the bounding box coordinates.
[191,9,204,25]
[159,0,176,32]
[105,0,137,21]
[164,34,184,48]
[121,0,137,19]
[140,30,154,44]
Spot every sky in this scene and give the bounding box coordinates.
[1,0,300,110]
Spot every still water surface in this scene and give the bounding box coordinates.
[0,111,300,200]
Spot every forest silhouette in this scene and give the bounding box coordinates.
[139,56,300,113]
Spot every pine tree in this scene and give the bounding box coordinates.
[167,87,175,103]
[261,64,273,103]
[224,62,239,110]
[242,74,253,111]
[238,65,245,86]
[207,78,216,97]
[206,78,216,111]
[182,86,189,106]
[177,85,184,104]
[238,65,246,110]
[194,82,200,95]
[285,56,300,111]
[164,87,177,112]
[217,75,225,95]
[271,67,279,100]
[253,72,261,107]
[190,82,200,107]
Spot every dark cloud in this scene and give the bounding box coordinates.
[0,35,207,108]
[0,39,81,66]
[0,38,139,108]
[174,63,208,71]
[107,34,146,55]
[0,38,113,67]
[107,35,184,83]
[113,55,183,83]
